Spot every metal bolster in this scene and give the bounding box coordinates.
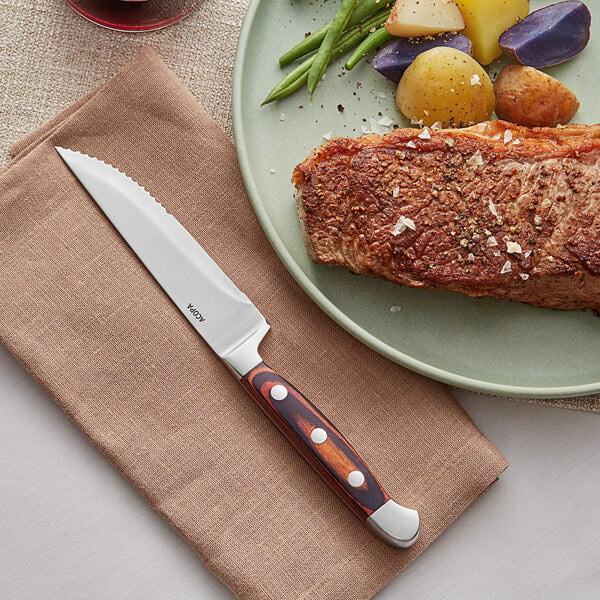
[220,320,271,378]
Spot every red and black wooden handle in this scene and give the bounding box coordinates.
[241,362,390,522]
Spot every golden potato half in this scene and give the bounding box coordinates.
[396,47,495,128]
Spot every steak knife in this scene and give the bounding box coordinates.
[55,146,420,548]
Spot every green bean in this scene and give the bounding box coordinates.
[262,69,311,105]
[278,0,392,67]
[263,33,359,105]
[263,11,387,105]
[344,24,393,70]
[262,60,313,105]
[307,0,358,96]
[278,22,330,69]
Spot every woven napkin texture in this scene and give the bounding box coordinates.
[2,0,598,412]
[0,49,510,600]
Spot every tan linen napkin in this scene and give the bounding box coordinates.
[0,48,508,600]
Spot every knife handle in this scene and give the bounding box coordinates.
[240,362,420,548]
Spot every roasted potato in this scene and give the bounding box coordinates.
[396,47,495,128]
[373,33,472,84]
[385,0,465,37]
[494,65,580,127]
[500,1,591,68]
[454,0,530,64]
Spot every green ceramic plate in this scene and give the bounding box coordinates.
[232,0,600,398]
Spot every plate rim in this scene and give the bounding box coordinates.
[231,0,600,400]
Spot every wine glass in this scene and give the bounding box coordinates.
[64,0,201,32]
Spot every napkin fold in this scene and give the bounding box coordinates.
[0,49,508,600]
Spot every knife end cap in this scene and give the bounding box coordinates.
[366,500,420,549]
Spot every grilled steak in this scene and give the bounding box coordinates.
[293,120,600,311]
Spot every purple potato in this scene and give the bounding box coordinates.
[372,33,473,84]
[499,1,592,68]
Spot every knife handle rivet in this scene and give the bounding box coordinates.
[310,428,328,444]
[270,384,288,401]
[347,470,366,488]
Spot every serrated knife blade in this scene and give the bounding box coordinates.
[55,146,420,548]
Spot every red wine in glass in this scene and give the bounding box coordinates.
[64,0,200,32]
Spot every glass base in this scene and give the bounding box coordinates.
[64,0,200,32]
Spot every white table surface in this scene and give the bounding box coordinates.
[1,340,599,599]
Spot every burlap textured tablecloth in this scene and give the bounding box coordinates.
[2,0,598,411]
[0,48,511,600]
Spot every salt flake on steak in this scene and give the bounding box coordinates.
[392,215,416,235]
[501,261,513,274]
[506,241,522,254]
[467,149,484,167]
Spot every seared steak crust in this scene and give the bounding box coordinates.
[292,121,600,311]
